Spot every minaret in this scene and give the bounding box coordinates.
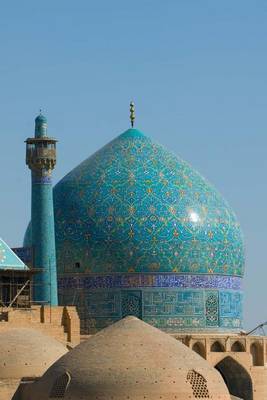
[25,112,58,305]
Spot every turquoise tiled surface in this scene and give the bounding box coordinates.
[53,128,244,277]
[25,128,245,332]
[0,238,28,270]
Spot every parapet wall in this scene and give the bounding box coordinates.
[0,305,80,347]
[172,333,267,400]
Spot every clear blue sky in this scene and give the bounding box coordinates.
[1,1,267,330]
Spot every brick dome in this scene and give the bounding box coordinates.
[0,328,67,379]
[24,317,231,400]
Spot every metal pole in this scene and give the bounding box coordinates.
[8,280,30,308]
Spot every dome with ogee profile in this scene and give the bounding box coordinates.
[24,124,245,333]
[53,128,244,276]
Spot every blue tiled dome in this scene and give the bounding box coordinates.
[34,113,48,138]
[35,114,47,124]
[54,129,244,277]
[25,128,245,333]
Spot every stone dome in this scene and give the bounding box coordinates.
[24,316,231,400]
[0,328,67,379]
[24,128,244,332]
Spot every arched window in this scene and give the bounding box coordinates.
[192,342,206,359]
[250,342,263,366]
[49,371,71,398]
[187,370,210,398]
[210,341,225,352]
[231,341,245,352]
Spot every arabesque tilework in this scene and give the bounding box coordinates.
[58,274,242,290]
[53,129,244,277]
[26,128,245,332]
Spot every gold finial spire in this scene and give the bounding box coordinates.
[130,101,135,127]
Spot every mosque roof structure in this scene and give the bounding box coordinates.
[53,127,244,276]
[0,327,67,379]
[24,316,231,400]
[24,122,245,333]
[34,112,48,138]
[0,238,28,270]
[35,113,47,124]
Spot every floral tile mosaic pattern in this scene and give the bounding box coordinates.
[58,274,242,291]
[25,128,245,332]
[53,128,244,277]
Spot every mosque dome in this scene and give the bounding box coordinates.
[0,328,67,379]
[35,114,47,124]
[24,127,245,333]
[34,112,48,137]
[54,128,244,276]
[24,316,231,400]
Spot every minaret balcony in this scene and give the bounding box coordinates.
[26,147,56,162]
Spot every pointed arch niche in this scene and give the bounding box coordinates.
[210,341,225,352]
[216,357,253,400]
[192,342,206,359]
[231,341,245,352]
[250,342,264,366]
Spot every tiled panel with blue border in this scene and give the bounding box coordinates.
[58,277,242,333]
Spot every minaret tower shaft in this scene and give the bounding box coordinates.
[25,113,58,305]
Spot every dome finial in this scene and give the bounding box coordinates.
[130,101,135,127]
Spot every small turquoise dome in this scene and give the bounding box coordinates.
[35,114,47,124]
[35,113,47,138]
[25,128,245,333]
